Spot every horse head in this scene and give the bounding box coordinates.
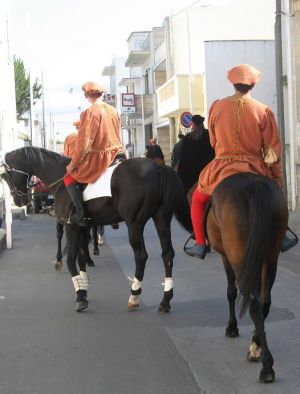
[0,160,31,207]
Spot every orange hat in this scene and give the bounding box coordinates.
[227,64,261,85]
[82,81,105,94]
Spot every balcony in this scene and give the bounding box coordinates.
[125,31,151,67]
[156,74,204,118]
[102,65,116,76]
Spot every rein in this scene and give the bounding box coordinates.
[47,176,64,189]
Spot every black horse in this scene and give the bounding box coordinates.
[1,147,192,312]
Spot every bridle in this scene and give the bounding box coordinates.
[0,162,32,200]
[0,161,64,200]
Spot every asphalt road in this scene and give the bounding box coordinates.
[0,213,299,394]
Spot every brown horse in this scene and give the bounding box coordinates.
[199,172,288,383]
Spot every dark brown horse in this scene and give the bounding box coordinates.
[201,172,288,383]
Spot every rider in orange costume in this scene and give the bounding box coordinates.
[64,121,80,158]
[63,82,124,224]
[186,64,285,259]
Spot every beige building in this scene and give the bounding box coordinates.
[157,0,276,158]
[291,0,300,210]
[279,0,300,210]
[103,0,288,178]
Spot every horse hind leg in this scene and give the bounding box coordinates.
[55,221,64,272]
[222,256,239,337]
[153,211,174,313]
[126,222,148,310]
[248,295,275,383]
[248,266,275,365]
[98,225,104,246]
[92,224,100,255]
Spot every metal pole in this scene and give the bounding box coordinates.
[26,13,34,145]
[41,71,46,148]
[283,0,297,210]
[140,78,145,143]
[186,7,194,114]
[275,0,287,195]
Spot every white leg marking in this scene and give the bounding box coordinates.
[162,277,173,292]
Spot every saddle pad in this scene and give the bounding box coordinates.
[83,163,119,201]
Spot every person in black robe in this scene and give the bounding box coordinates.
[177,114,215,194]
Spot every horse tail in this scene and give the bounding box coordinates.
[158,166,193,233]
[237,180,274,317]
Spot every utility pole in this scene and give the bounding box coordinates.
[41,71,46,148]
[275,0,287,195]
[26,13,34,146]
[186,7,194,114]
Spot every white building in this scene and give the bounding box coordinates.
[157,0,276,155]
[102,57,130,145]
[0,0,17,151]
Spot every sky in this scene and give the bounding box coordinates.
[10,0,232,140]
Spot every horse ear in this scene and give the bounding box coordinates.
[0,164,7,175]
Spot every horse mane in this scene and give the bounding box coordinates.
[20,146,70,167]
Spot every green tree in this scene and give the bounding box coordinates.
[14,56,42,120]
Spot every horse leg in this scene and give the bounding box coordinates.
[247,266,276,364]
[98,224,104,246]
[126,222,147,310]
[222,256,239,337]
[92,224,100,255]
[65,224,89,312]
[55,221,64,272]
[248,294,275,383]
[153,211,174,313]
[81,226,95,267]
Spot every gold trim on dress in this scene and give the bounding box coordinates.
[264,146,278,167]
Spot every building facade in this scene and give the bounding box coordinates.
[0,0,17,151]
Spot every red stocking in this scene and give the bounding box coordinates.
[191,189,211,245]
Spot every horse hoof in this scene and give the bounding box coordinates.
[225,326,239,338]
[55,261,62,272]
[247,343,261,362]
[76,300,88,312]
[247,351,261,362]
[158,303,171,313]
[93,249,99,256]
[87,259,95,267]
[259,368,275,383]
[128,302,139,310]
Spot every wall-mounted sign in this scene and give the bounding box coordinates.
[122,106,136,114]
[180,111,193,128]
[122,93,135,107]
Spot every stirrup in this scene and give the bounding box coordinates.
[184,243,207,259]
[281,226,298,253]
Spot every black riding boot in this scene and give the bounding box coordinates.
[66,183,84,224]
